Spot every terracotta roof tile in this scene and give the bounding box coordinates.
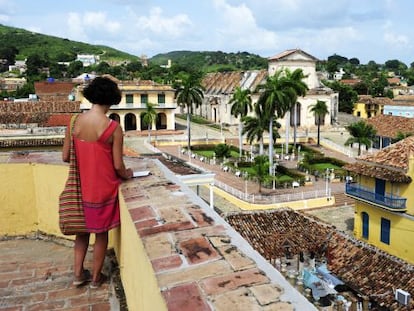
[226,209,414,310]
[366,115,414,138]
[344,136,414,182]
[357,95,393,105]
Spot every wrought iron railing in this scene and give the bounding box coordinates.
[345,183,407,210]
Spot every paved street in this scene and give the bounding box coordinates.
[124,118,357,235]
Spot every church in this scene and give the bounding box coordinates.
[197,49,339,141]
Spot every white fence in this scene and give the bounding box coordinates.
[214,179,328,204]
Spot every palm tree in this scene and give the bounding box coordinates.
[249,155,269,193]
[283,69,308,151]
[309,100,329,147]
[242,102,280,155]
[229,86,252,157]
[345,120,377,155]
[256,68,307,175]
[175,75,204,152]
[141,102,158,144]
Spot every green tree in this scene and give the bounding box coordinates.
[256,68,307,175]
[309,100,329,147]
[229,86,252,157]
[284,69,308,150]
[214,143,231,158]
[345,120,377,156]
[175,74,204,152]
[141,102,158,144]
[324,80,357,113]
[249,155,269,193]
[242,102,281,155]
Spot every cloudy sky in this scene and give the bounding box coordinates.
[1,0,413,65]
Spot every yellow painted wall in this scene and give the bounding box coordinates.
[0,163,167,311]
[353,102,368,118]
[0,163,37,235]
[354,202,414,264]
[210,185,334,211]
[112,193,167,311]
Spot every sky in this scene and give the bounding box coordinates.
[1,0,414,65]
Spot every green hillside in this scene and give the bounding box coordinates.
[0,24,137,63]
[150,50,268,72]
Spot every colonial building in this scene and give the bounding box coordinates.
[366,114,414,149]
[77,76,176,131]
[384,95,414,118]
[353,95,392,119]
[344,136,414,265]
[198,49,339,139]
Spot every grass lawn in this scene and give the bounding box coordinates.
[310,163,342,171]
[194,150,240,158]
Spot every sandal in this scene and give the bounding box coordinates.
[73,269,92,287]
[90,273,108,289]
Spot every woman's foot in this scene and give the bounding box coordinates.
[90,273,108,289]
[72,269,92,287]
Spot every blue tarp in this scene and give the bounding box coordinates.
[316,264,344,287]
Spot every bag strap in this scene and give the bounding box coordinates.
[69,114,79,138]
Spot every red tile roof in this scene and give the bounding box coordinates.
[344,136,414,183]
[366,114,414,138]
[226,209,414,310]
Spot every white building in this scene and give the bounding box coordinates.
[198,49,339,138]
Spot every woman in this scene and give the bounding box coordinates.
[62,76,133,288]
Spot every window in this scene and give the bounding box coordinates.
[158,93,165,104]
[126,94,133,104]
[362,212,369,239]
[290,103,301,126]
[314,114,325,126]
[141,94,148,104]
[380,218,391,244]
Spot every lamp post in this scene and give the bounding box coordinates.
[272,163,278,190]
[244,172,248,200]
[325,168,330,196]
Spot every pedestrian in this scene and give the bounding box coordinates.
[62,76,133,288]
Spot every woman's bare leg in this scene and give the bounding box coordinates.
[92,231,108,282]
[74,233,90,279]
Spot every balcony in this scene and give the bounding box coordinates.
[345,183,407,211]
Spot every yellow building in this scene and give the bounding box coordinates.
[77,76,177,131]
[344,137,414,264]
[353,95,392,119]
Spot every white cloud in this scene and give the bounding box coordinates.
[212,0,279,52]
[66,11,121,42]
[136,7,192,38]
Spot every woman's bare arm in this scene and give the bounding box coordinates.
[112,124,133,180]
[62,124,71,163]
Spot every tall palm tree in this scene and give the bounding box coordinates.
[345,120,377,156]
[141,102,158,144]
[309,100,329,147]
[283,69,308,152]
[229,86,252,157]
[175,75,204,152]
[256,68,307,175]
[242,102,280,155]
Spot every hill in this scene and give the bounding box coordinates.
[150,50,268,72]
[0,24,137,63]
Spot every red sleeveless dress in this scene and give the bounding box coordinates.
[74,120,121,233]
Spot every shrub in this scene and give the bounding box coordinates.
[214,143,231,158]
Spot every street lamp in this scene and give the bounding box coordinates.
[272,163,278,190]
[325,168,331,196]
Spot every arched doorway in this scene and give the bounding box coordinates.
[140,113,148,131]
[124,113,137,131]
[157,113,167,129]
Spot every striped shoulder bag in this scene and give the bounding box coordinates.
[58,114,87,235]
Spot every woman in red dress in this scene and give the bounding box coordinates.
[62,76,133,288]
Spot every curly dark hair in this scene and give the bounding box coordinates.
[82,76,121,106]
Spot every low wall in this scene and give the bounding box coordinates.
[0,162,167,311]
